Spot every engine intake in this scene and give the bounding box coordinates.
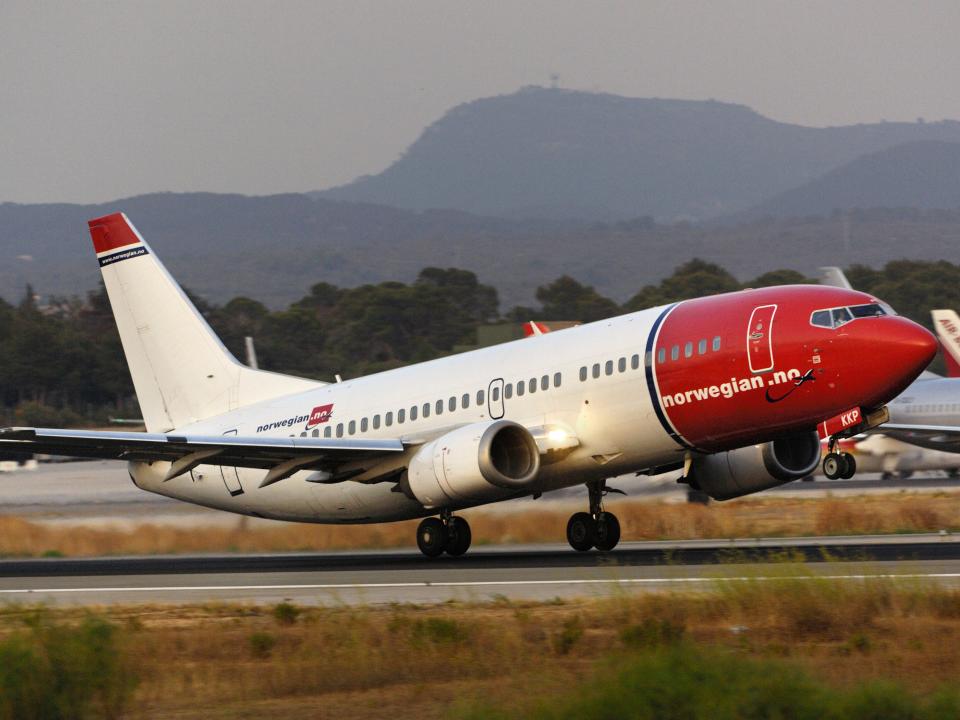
[406,420,540,509]
[688,431,821,501]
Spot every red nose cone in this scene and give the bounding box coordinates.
[878,317,938,397]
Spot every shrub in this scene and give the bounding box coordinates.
[467,644,960,720]
[0,612,136,720]
[272,602,300,626]
[248,632,276,659]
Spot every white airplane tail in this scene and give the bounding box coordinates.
[932,309,960,378]
[89,213,322,432]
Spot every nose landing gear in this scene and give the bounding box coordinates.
[416,510,472,557]
[566,480,621,552]
[822,438,857,480]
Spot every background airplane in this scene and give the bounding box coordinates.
[0,217,936,556]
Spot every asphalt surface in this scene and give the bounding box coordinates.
[2,534,959,606]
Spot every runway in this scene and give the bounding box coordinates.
[2,534,959,606]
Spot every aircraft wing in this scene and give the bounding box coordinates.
[0,427,405,487]
[866,423,960,453]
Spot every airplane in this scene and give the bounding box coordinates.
[829,435,960,480]
[0,215,937,556]
[818,268,960,461]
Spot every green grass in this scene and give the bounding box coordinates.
[462,643,960,720]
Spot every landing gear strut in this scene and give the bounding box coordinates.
[822,437,856,480]
[416,510,472,558]
[566,480,621,552]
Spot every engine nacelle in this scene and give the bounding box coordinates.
[688,431,821,501]
[406,420,541,509]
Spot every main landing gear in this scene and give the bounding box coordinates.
[822,437,857,480]
[566,480,621,552]
[416,510,472,558]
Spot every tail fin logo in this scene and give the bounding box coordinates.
[306,404,334,428]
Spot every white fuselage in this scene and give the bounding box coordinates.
[130,306,680,523]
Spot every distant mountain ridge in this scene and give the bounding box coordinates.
[0,193,957,311]
[319,86,960,221]
[741,141,960,219]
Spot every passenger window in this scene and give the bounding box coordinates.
[554,372,562,387]
[698,339,707,355]
[517,381,525,397]
[348,420,356,435]
[605,360,613,375]
[324,426,332,438]
[423,403,431,418]
[712,336,721,351]
[529,378,536,393]
[671,345,679,361]
[386,411,393,426]
[658,348,666,364]
[592,363,601,379]
[398,408,405,423]
[633,354,641,370]
[312,428,319,437]
[491,387,500,402]
[410,405,418,421]
[580,366,588,382]
[505,383,513,399]
[360,418,368,432]
[684,342,693,358]
[373,415,380,429]
[449,397,456,412]
[300,431,307,437]
[541,375,548,391]
[435,399,443,415]
[462,393,470,409]
[336,423,344,438]
[477,389,485,405]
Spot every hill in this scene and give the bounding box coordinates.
[0,194,958,310]
[319,86,960,221]
[742,141,960,219]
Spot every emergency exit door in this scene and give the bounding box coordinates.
[747,304,777,373]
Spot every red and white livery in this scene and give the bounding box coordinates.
[0,214,938,555]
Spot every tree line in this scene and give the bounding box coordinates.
[1,259,957,426]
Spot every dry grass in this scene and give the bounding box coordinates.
[2,577,960,718]
[3,492,960,557]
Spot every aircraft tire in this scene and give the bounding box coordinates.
[839,453,856,479]
[822,453,842,480]
[445,517,472,557]
[417,517,447,557]
[593,512,621,552]
[566,512,595,552]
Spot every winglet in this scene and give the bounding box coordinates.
[523,321,551,337]
[818,266,852,290]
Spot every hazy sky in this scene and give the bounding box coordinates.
[3,0,960,204]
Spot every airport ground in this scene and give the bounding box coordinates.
[3,463,960,717]
[2,576,960,719]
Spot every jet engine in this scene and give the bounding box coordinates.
[405,420,540,509]
[687,431,821,501]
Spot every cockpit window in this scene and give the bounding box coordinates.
[811,310,832,328]
[831,307,853,327]
[849,303,887,318]
[811,303,888,329]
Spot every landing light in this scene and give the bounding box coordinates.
[547,429,568,443]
